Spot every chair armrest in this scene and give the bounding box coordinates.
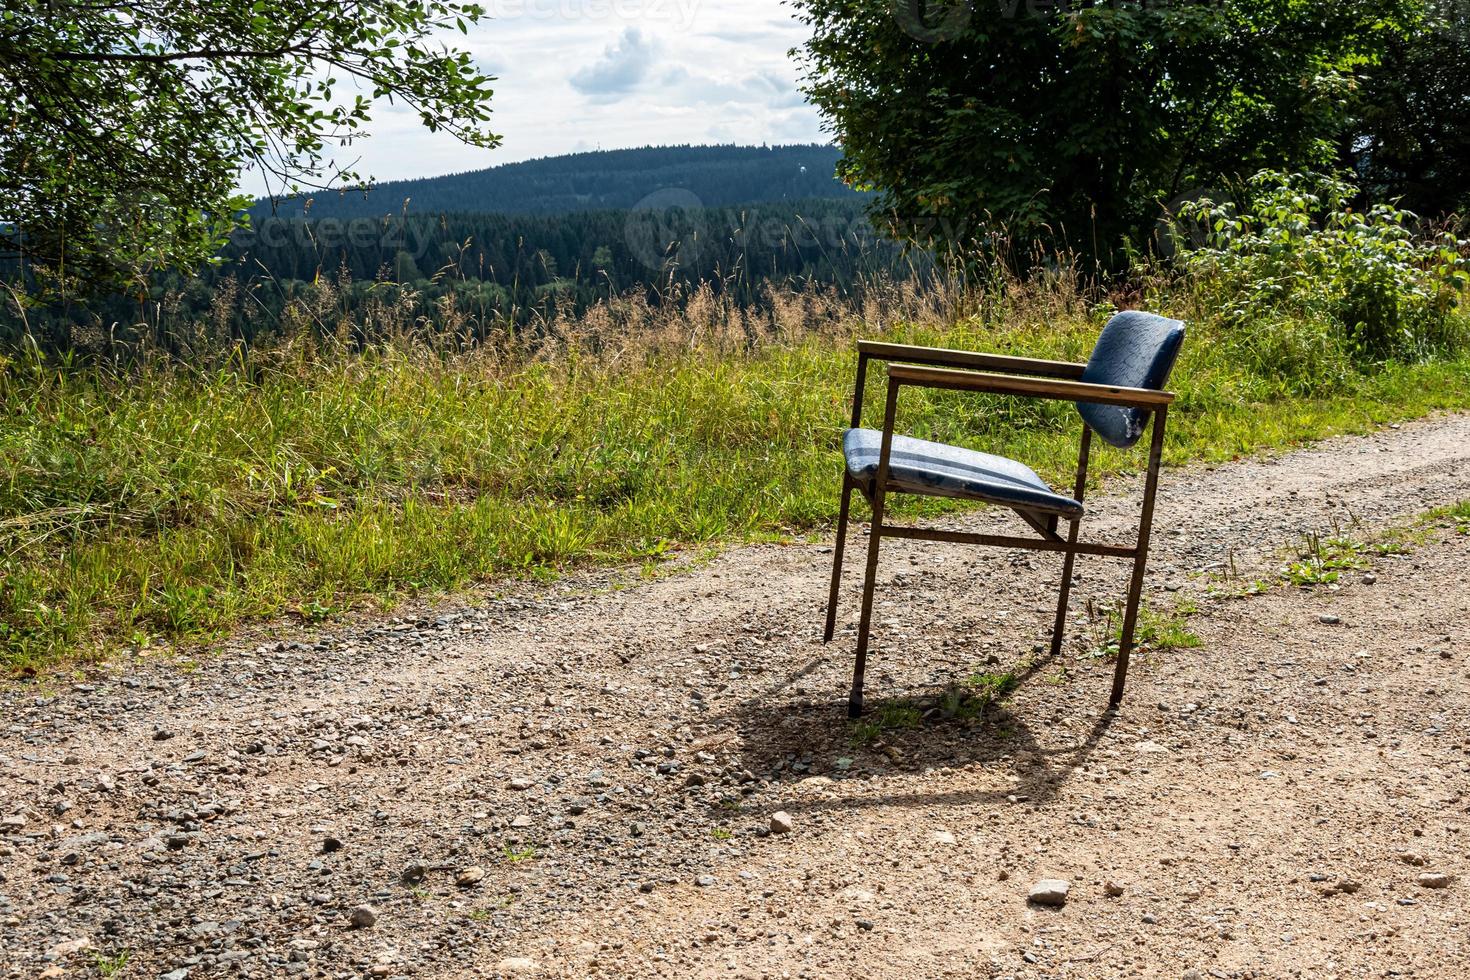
[857,340,1086,379]
[887,363,1175,409]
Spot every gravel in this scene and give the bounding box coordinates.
[2,414,1470,977]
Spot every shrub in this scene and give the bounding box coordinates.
[1177,171,1469,366]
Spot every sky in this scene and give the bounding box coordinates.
[319,0,829,183]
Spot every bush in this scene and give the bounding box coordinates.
[1178,171,1469,366]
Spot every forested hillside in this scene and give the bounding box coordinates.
[252,144,864,222]
[11,195,915,348]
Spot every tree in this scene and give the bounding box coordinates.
[792,0,1413,270]
[1342,0,1470,218]
[0,1,498,299]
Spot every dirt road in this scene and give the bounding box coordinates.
[4,413,1470,979]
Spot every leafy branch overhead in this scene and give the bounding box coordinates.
[0,1,500,296]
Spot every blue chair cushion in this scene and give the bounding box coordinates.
[844,429,1083,518]
[1078,311,1186,449]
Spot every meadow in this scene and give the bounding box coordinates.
[5,226,1469,675]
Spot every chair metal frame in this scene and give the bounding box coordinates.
[823,340,1175,718]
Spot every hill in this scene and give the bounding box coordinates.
[253,144,863,221]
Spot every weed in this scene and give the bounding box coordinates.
[92,950,131,977]
[1416,499,1470,536]
[1086,599,1201,659]
[849,701,922,746]
[1280,532,1372,586]
[711,827,733,841]
[468,895,515,920]
[296,599,337,622]
[967,668,1021,705]
[502,844,537,863]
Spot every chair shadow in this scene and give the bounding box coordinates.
[710,647,1116,816]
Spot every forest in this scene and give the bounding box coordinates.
[7,193,915,349]
[252,143,865,220]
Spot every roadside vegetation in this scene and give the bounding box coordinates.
[3,173,1468,672]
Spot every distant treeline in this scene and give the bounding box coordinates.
[251,144,866,222]
[6,197,931,350]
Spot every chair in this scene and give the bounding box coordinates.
[824,311,1186,717]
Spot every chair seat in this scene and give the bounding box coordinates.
[843,429,1084,518]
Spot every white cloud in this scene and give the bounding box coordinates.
[569,27,661,100]
[658,65,804,108]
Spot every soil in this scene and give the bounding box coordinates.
[3,413,1470,980]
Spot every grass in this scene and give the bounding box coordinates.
[1417,499,1470,535]
[1204,507,1452,600]
[1277,531,1407,586]
[92,950,131,977]
[468,897,514,920]
[850,668,1021,744]
[1086,599,1202,659]
[3,271,1469,673]
[850,701,924,745]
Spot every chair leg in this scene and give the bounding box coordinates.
[1051,426,1092,660]
[849,378,899,719]
[1049,518,1081,658]
[1112,550,1150,707]
[1110,408,1168,708]
[823,477,854,643]
[848,497,886,718]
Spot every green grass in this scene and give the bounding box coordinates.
[1087,599,1203,658]
[1277,531,1408,586]
[1417,499,1470,536]
[92,950,131,977]
[850,668,1020,744]
[3,284,1469,672]
[850,701,924,745]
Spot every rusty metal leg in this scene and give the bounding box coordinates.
[1049,427,1092,659]
[1111,409,1168,707]
[849,382,900,718]
[824,477,854,643]
[1049,519,1082,659]
[848,495,886,718]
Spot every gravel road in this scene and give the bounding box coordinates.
[4,412,1470,979]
